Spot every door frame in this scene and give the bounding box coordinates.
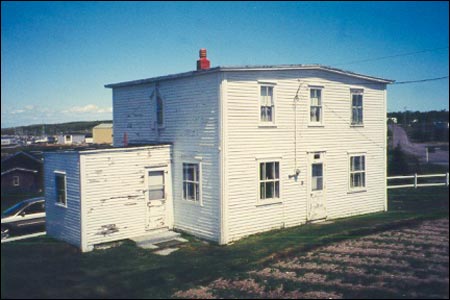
[306,151,327,221]
[144,165,173,231]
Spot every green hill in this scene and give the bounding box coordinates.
[1,120,112,136]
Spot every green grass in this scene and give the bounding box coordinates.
[1,187,448,299]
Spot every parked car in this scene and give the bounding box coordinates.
[1,197,45,240]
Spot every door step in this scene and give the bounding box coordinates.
[131,230,186,251]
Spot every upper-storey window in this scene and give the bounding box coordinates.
[310,88,323,124]
[351,89,364,125]
[260,86,275,123]
[156,96,164,127]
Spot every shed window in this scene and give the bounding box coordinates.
[350,155,366,189]
[310,89,322,123]
[351,90,364,125]
[259,162,280,200]
[12,176,20,187]
[55,172,67,206]
[260,86,274,123]
[183,163,200,202]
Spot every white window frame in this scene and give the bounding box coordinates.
[350,89,364,126]
[309,87,324,126]
[257,159,282,205]
[348,153,367,192]
[12,175,20,187]
[259,84,276,126]
[182,162,202,205]
[54,171,67,208]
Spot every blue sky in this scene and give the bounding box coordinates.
[1,1,449,128]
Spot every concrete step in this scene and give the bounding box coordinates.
[131,230,181,248]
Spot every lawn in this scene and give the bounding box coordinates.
[1,186,448,299]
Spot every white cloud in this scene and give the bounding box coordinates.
[63,104,112,114]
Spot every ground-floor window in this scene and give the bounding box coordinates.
[259,161,280,200]
[183,163,200,202]
[350,155,366,189]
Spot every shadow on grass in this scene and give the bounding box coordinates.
[1,187,448,299]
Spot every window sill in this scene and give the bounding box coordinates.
[347,188,367,194]
[55,203,67,208]
[258,124,277,128]
[256,199,283,206]
[181,199,203,207]
[308,124,324,128]
[350,124,364,128]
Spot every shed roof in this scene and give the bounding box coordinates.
[93,123,113,129]
[105,64,394,88]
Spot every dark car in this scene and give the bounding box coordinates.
[1,197,45,240]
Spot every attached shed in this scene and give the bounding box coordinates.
[44,144,172,252]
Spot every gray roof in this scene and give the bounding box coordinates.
[93,123,113,129]
[105,64,394,88]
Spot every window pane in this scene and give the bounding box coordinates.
[267,86,273,99]
[275,181,280,198]
[149,189,164,200]
[266,182,274,199]
[260,182,265,199]
[183,164,195,181]
[274,162,279,179]
[266,106,272,121]
[312,164,323,177]
[261,107,267,121]
[186,183,195,200]
[260,163,265,180]
[266,162,274,180]
[24,202,45,214]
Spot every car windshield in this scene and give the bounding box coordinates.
[2,201,29,217]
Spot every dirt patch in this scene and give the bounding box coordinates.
[173,218,449,299]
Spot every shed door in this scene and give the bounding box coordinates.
[307,152,327,221]
[145,167,168,230]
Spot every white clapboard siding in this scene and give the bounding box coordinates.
[222,69,386,242]
[79,146,171,251]
[44,151,82,248]
[111,72,221,242]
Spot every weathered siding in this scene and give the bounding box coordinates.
[223,70,387,242]
[80,146,171,251]
[44,152,81,248]
[111,72,221,242]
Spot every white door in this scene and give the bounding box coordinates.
[307,152,327,221]
[145,167,169,230]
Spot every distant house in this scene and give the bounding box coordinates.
[85,133,94,144]
[1,151,43,195]
[92,123,113,144]
[57,133,86,145]
[1,136,17,146]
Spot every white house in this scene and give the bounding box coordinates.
[57,133,86,145]
[45,50,393,251]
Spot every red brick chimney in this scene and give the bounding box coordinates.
[196,48,210,71]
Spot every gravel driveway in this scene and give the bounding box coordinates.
[174,218,449,299]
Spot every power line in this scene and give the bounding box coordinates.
[334,47,449,66]
[392,76,449,85]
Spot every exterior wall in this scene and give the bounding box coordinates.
[111,72,221,242]
[93,127,113,144]
[80,146,171,251]
[57,134,85,145]
[222,69,387,242]
[44,152,81,248]
[1,171,40,194]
